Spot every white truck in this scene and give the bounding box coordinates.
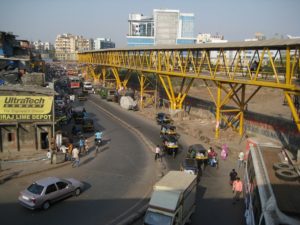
[144,171,197,225]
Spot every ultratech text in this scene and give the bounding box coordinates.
[4,97,45,108]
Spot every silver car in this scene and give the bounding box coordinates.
[18,177,84,210]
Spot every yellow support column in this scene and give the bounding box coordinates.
[101,68,106,85]
[122,71,130,88]
[285,92,300,131]
[286,47,291,84]
[239,85,246,136]
[215,82,222,138]
[139,74,145,109]
[166,76,176,110]
[111,67,122,89]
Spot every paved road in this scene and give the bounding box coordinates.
[0,94,246,225]
[0,96,157,225]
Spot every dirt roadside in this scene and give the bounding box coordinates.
[135,83,290,158]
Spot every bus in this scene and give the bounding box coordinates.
[244,139,300,225]
[69,76,81,89]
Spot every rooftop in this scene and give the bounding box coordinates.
[261,146,300,217]
[0,85,56,96]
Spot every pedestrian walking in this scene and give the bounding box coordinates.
[72,147,80,167]
[67,143,73,161]
[155,145,161,161]
[79,137,85,155]
[208,147,217,166]
[237,151,245,168]
[46,150,52,159]
[221,144,228,160]
[229,169,238,185]
[232,177,243,204]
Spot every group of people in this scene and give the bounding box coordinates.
[154,140,247,205]
[47,132,102,168]
[207,144,230,167]
[69,136,89,167]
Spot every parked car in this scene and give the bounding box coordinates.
[18,177,84,210]
[161,134,179,157]
[156,112,173,125]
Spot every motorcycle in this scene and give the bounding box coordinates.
[95,138,102,154]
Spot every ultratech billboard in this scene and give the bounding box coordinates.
[0,96,53,121]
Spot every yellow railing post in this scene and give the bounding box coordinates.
[139,73,145,109]
[286,47,291,84]
[215,82,222,138]
[101,68,106,85]
[239,85,246,136]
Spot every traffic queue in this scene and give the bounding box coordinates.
[155,112,219,177]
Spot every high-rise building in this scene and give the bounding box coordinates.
[154,9,179,45]
[54,34,93,61]
[94,38,115,50]
[177,13,195,44]
[128,14,154,37]
[127,14,155,46]
[32,41,54,51]
[127,9,196,46]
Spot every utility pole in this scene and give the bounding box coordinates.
[52,79,56,140]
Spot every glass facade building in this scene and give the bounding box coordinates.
[127,9,196,46]
[127,37,155,46]
[179,14,195,38]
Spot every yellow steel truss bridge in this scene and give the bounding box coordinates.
[78,39,300,138]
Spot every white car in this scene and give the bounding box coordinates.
[83,81,93,89]
[19,177,84,210]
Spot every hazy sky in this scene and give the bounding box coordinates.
[1,0,299,47]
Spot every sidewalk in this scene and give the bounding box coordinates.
[0,156,70,185]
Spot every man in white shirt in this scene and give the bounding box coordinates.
[155,145,161,161]
[72,147,80,167]
[60,145,67,154]
[46,150,51,159]
[238,151,245,168]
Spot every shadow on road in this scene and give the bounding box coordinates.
[0,170,22,185]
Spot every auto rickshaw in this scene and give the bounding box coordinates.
[156,112,173,125]
[160,124,177,136]
[186,144,208,170]
[161,134,179,158]
[77,92,87,101]
[82,118,95,132]
[72,108,84,124]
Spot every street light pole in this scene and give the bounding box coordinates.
[52,79,56,140]
[52,90,55,139]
